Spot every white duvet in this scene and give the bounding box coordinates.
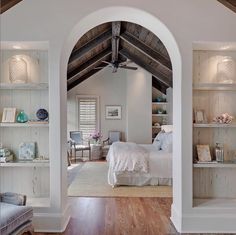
[107,142,149,173]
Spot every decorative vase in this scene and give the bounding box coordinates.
[36,109,48,121]
[16,111,28,123]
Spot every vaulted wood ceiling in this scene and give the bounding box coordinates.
[218,0,236,13]
[67,21,172,94]
[0,0,23,14]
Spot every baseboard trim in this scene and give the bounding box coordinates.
[170,203,182,232]
[33,202,71,232]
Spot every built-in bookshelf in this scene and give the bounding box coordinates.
[192,50,236,208]
[0,49,50,207]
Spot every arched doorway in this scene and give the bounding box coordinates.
[60,6,182,230]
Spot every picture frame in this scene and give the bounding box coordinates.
[1,108,16,123]
[196,145,212,162]
[194,109,207,123]
[105,105,121,120]
[19,142,36,161]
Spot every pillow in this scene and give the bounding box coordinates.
[161,125,173,133]
[161,131,173,152]
[152,130,165,150]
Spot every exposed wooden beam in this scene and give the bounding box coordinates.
[68,29,112,65]
[119,48,172,88]
[67,48,111,82]
[111,21,121,72]
[67,64,106,91]
[120,32,172,71]
[218,0,236,13]
[0,0,23,14]
[152,76,168,94]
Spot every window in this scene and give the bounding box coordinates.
[77,96,99,139]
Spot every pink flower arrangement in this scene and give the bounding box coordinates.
[213,113,234,124]
[90,132,102,142]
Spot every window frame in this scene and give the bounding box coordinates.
[76,95,100,138]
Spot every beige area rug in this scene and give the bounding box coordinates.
[68,162,172,197]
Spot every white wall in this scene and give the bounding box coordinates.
[2,0,236,233]
[67,67,127,141]
[67,65,152,143]
[126,66,152,144]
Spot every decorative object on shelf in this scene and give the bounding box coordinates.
[0,148,13,163]
[215,143,224,162]
[1,108,16,123]
[90,131,102,144]
[217,56,235,84]
[156,109,167,114]
[155,97,166,102]
[16,110,28,123]
[196,145,212,162]
[36,108,48,121]
[9,55,28,83]
[194,109,207,123]
[105,105,121,120]
[153,122,160,127]
[18,142,36,161]
[213,113,234,124]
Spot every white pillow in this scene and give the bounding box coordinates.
[161,131,173,152]
[152,130,164,150]
[153,131,172,152]
[161,125,173,133]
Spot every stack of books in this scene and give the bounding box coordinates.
[0,148,13,163]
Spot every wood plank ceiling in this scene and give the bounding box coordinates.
[218,0,236,13]
[67,21,172,93]
[0,0,23,14]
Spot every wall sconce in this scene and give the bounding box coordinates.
[9,55,28,83]
[217,56,236,84]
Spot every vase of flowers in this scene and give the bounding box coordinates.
[90,132,102,144]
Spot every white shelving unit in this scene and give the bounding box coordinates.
[152,113,168,117]
[0,49,50,208]
[192,50,236,209]
[0,122,49,127]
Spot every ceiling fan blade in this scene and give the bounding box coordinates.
[119,65,138,70]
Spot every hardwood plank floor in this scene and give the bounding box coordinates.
[35,197,178,235]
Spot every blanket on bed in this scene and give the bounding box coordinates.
[107,142,149,173]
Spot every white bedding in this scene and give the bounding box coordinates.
[107,142,149,173]
[107,144,172,186]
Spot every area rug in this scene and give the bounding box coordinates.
[68,162,172,197]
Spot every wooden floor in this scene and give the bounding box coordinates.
[35,197,178,235]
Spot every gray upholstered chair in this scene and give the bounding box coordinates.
[0,192,33,235]
[102,131,122,158]
[69,131,91,161]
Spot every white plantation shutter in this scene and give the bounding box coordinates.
[78,97,98,139]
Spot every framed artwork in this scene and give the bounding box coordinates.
[194,109,207,123]
[1,108,16,123]
[105,105,121,120]
[196,145,212,162]
[19,142,36,161]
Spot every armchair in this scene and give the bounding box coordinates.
[102,131,121,158]
[0,192,33,235]
[69,131,91,161]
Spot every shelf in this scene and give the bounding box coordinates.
[26,197,50,208]
[152,102,168,104]
[152,126,161,129]
[193,123,236,128]
[0,83,48,90]
[193,198,236,209]
[0,122,49,127]
[152,114,168,117]
[193,83,236,91]
[0,161,50,167]
[193,161,236,168]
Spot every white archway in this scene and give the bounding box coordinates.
[60,6,182,230]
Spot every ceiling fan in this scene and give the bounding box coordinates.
[95,60,138,73]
